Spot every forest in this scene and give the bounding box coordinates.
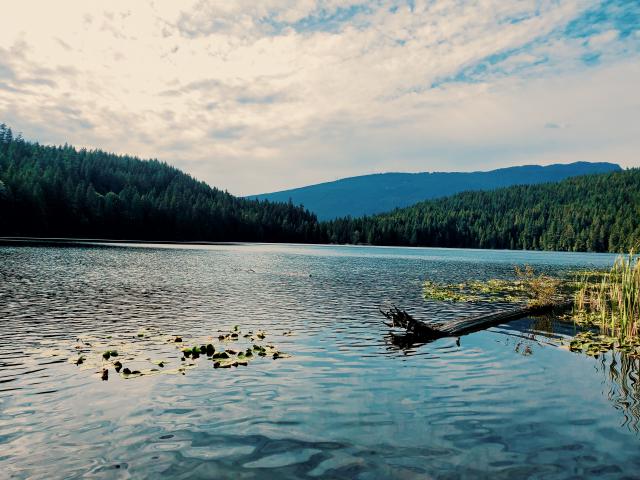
[324,169,640,253]
[1,124,639,252]
[0,124,320,242]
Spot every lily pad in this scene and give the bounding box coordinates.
[42,326,291,381]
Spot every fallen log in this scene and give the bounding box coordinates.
[380,301,573,339]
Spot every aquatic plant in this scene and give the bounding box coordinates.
[422,281,472,302]
[102,350,118,360]
[44,325,292,381]
[573,252,640,341]
[514,265,561,308]
[21,327,290,380]
[422,265,562,307]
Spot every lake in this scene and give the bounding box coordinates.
[1,242,639,479]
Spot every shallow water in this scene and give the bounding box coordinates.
[1,242,639,479]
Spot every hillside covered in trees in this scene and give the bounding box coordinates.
[250,162,620,220]
[323,169,640,253]
[1,124,638,252]
[0,124,320,242]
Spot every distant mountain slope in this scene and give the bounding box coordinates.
[0,124,320,242]
[249,162,622,220]
[2,122,635,252]
[322,168,640,253]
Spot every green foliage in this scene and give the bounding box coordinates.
[573,253,640,340]
[323,168,640,253]
[253,162,620,220]
[0,124,320,242]
[423,266,562,307]
[423,281,473,302]
[2,123,638,253]
[514,265,562,308]
[568,330,640,357]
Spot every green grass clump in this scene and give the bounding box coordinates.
[573,252,640,341]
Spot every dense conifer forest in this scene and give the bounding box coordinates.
[0,124,320,242]
[324,169,640,253]
[251,162,620,220]
[1,124,638,252]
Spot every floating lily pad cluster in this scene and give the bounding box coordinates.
[52,325,291,380]
[423,266,569,307]
[569,331,640,358]
[559,310,602,328]
[178,339,287,369]
[423,279,532,303]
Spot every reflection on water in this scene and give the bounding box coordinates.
[599,352,640,433]
[1,242,640,479]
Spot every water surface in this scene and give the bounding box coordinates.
[1,242,639,479]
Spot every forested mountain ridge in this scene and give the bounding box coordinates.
[249,162,621,220]
[323,168,640,253]
[1,124,638,253]
[0,124,320,242]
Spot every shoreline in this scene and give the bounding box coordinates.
[0,236,625,256]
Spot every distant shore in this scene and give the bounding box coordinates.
[0,237,247,247]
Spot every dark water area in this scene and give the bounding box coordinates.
[1,242,639,479]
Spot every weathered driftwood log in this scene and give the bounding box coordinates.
[380,301,573,339]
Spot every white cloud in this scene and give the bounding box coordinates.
[0,0,638,195]
[588,29,619,47]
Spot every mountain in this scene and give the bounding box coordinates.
[249,162,622,220]
[322,168,640,253]
[1,123,635,253]
[0,124,320,242]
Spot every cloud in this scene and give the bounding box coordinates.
[0,0,638,195]
[208,125,246,140]
[544,122,568,129]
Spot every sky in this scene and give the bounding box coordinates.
[0,1,638,196]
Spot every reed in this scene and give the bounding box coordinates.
[574,252,640,341]
[514,265,561,308]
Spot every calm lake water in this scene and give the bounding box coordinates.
[1,242,640,479]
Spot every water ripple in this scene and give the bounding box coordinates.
[0,242,638,479]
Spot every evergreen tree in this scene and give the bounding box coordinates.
[0,125,321,243]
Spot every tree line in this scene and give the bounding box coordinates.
[323,168,640,253]
[1,124,638,252]
[0,124,320,242]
